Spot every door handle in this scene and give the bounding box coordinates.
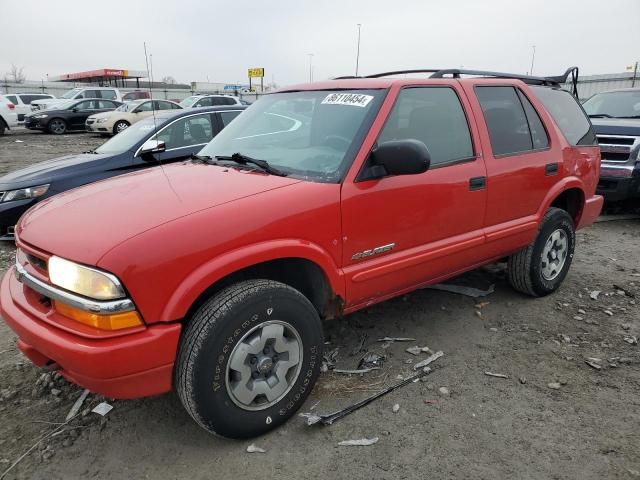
[545,163,559,176]
[469,176,486,191]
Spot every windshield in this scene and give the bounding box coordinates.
[582,90,640,118]
[95,117,161,155]
[180,96,200,107]
[61,88,82,99]
[198,89,385,182]
[46,99,76,111]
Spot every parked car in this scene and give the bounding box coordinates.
[31,87,122,111]
[23,99,122,134]
[0,96,18,135]
[180,94,242,108]
[86,99,183,135]
[2,93,55,122]
[0,68,603,439]
[122,90,150,102]
[0,106,245,239]
[582,88,640,202]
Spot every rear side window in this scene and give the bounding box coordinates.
[530,86,596,146]
[20,94,51,104]
[517,90,549,150]
[378,87,474,166]
[220,110,241,127]
[5,95,18,105]
[101,90,117,100]
[476,86,534,156]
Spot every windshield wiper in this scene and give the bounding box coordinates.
[214,153,288,177]
[588,114,614,118]
[83,149,99,154]
[617,115,640,119]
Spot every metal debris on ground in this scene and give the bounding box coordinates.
[333,368,379,375]
[299,368,434,426]
[623,335,638,345]
[413,350,444,370]
[246,444,266,453]
[322,348,339,372]
[91,402,113,417]
[358,352,385,370]
[65,389,90,421]
[338,437,379,446]
[484,371,508,379]
[426,283,495,298]
[589,290,601,300]
[376,337,415,343]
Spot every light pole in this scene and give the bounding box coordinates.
[308,53,314,82]
[355,23,362,77]
[529,45,536,76]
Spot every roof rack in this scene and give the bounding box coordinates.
[334,67,580,97]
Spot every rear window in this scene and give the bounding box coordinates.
[530,86,596,146]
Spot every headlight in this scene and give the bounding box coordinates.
[33,114,48,119]
[48,256,126,300]
[1,184,49,202]
[96,118,109,123]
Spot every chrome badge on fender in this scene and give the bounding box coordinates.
[351,243,396,261]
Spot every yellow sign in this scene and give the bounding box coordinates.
[248,68,265,78]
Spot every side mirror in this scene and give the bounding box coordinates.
[139,139,166,156]
[72,108,79,113]
[359,139,431,181]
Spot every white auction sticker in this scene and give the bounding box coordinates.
[321,93,374,108]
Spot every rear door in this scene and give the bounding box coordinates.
[68,100,95,128]
[462,82,558,252]
[340,84,487,306]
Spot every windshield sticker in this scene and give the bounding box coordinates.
[321,93,373,108]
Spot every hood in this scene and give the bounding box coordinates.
[591,118,640,136]
[0,153,112,190]
[18,162,302,264]
[25,107,68,118]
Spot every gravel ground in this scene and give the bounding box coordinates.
[0,129,639,480]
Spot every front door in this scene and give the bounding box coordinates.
[340,85,487,308]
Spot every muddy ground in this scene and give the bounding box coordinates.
[0,128,638,479]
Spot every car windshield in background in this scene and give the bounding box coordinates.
[198,89,385,182]
[116,101,141,112]
[61,88,82,99]
[95,118,160,155]
[180,96,199,107]
[582,90,640,118]
[46,100,76,111]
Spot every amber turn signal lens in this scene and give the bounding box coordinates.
[54,301,143,330]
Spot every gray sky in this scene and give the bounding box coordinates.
[1,0,638,86]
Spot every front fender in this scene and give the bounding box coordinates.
[160,239,345,322]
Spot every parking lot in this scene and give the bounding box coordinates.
[0,128,637,479]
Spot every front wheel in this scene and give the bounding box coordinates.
[508,207,576,297]
[113,120,130,135]
[175,279,324,438]
[47,118,67,135]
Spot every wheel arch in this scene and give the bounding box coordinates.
[539,178,586,225]
[161,240,345,323]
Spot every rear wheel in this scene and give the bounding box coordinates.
[176,279,323,438]
[508,207,575,297]
[47,118,67,135]
[113,120,130,135]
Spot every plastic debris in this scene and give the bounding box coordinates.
[338,437,379,446]
[376,337,415,342]
[585,360,602,370]
[589,290,601,300]
[14,140,24,143]
[484,371,508,379]
[91,402,113,417]
[392,403,400,413]
[405,346,432,356]
[426,283,495,298]
[333,368,379,375]
[604,309,614,316]
[65,389,90,421]
[413,350,444,370]
[358,352,385,370]
[299,368,433,426]
[246,444,266,453]
[547,382,561,390]
[623,335,638,345]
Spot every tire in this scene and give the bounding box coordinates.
[113,120,130,135]
[0,119,6,135]
[176,279,324,438]
[47,118,67,135]
[508,207,576,297]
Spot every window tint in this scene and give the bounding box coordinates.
[171,102,182,109]
[212,97,227,106]
[74,101,93,110]
[517,90,549,150]
[5,95,18,105]
[19,94,50,104]
[531,86,596,146]
[155,101,174,110]
[135,101,154,112]
[98,100,117,109]
[476,86,533,156]
[377,87,474,166]
[85,90,101,99]
[154,115,213,149]
[75,91,86,99]
[101,90,117,100]
[219,110,241,127]
[223,97,237,105]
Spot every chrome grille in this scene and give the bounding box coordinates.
[596,134,639,164]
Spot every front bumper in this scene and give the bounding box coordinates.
[597,176,640,202]
[23,117,46,130]
[0,198,36,241]
[0,267,181,398]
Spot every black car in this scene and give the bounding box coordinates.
[582,88,640,202]
[0,105,247,239]
[23,98,123,134]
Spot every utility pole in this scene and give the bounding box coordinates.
[529,45,536,76]
[355,24,362,77]
[632,61,638,88]
[308,53,314,82]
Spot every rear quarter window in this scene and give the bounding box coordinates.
[530,86,596,146]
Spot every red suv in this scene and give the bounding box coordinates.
[1,67,602,438]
